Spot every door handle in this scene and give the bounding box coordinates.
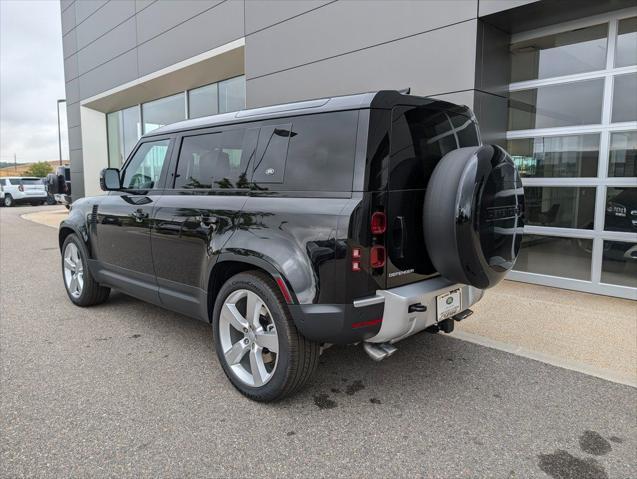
[131,209,148,223]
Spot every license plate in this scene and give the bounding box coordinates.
[436,289,462,321]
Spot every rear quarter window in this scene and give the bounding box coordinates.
[253,111,358,192]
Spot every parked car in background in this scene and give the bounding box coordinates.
[59,90,524,401]
[46,166,72,208]
[1,177,48,206]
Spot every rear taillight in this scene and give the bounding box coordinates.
[370,212,386,235]
[18,185,24,192]
[370,245,386,268]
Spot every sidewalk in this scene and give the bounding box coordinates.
[21,207,67,229]
[455,280,637,386]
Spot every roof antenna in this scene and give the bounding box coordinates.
[398,88,411,95]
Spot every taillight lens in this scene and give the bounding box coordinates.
[370,245,386,268]
[371,211,386,235]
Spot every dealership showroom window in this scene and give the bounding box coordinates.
[506,12,636,299]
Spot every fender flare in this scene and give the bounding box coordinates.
[211,252,298,304]
[59,219,91,254]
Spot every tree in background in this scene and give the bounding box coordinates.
[24,162,53,178]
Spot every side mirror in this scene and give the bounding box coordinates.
[100,168,121,191]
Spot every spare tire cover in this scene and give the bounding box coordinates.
[423,145,524,289]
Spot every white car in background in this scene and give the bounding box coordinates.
[0,177,48,207]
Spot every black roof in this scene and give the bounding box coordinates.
[148,90,468,137]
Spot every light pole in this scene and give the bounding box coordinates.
[57,99,66,166]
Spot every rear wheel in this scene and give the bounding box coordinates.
[212,271,320,402]
[4,195,13,207]
[62,234,110,306]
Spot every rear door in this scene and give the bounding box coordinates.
[386,105,480,288]
[150,125,258,318]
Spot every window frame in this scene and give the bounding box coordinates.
[507,7,637,300]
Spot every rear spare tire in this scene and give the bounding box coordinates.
[423,145,524,289]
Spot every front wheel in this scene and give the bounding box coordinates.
[4,195,14,207]
[212,271,320,402]
[61,234,110,306]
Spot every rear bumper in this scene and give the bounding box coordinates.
[289,277,483,345]
[359,277,483,344]
[13,194,47,203]
[288,302,384,344]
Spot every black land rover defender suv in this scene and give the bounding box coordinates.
[59,90,524,401]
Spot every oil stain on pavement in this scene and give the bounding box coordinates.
[579,431,612,456]
[538,450,607,479]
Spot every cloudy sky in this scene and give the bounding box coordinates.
[1,0,68,164]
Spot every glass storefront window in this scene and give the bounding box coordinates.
[615,16,637,67]
[142,93,185,134]
[601,241,637,287]
[605,187,637,233]
[507,134,599,178]
[525,187,596,229]
[508,79,604,130]
[188,83,218,119]
[510,24,608,82]
[611,73,637,123]
[514,235,592,280]
[106,112,122,168]
[608,130,637,177]
[218,76,245,113]
[106,105,141,168]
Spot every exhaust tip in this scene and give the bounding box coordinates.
[363,342,397,361]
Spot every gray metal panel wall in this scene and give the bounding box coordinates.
[245,0,476,80]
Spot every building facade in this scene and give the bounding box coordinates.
[60,0,636,299]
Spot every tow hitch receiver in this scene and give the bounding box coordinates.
[453,309,473,321]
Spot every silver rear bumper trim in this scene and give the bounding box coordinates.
[360,277,484,344]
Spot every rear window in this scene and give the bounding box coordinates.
[389,106,480,190]
[20,178,43,185]
[252,111,358,192]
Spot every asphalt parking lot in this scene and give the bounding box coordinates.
[1,205,636,478]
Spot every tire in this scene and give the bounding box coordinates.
[423,145,524,289]
[4,195,14,207]
[212,271,320,402]
[61,233,110,306]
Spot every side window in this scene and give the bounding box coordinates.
[175,127,257,189]
[252,111,358,191]
[121,139,171,189]
[284,112,358,191]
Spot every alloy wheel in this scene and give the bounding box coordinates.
[63,242,84,298]
[218,289,279,387]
